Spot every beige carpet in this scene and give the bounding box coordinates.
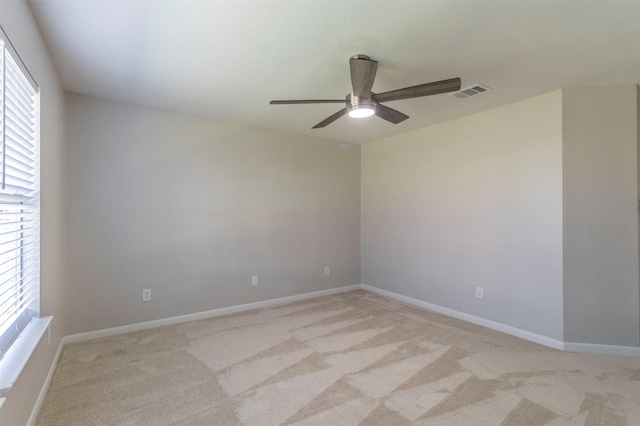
[37,290,640,425]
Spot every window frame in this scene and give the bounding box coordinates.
[0,25,50,398]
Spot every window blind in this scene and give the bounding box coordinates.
[0,30,40,361]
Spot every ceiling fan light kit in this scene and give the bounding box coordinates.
[347,94,376,118]
[348,106,375,118]
[270,54,461,128]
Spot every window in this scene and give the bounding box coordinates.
[0,27,40,366]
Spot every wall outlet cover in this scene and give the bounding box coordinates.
[142,288,152,302]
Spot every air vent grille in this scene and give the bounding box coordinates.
[452,84,492,99]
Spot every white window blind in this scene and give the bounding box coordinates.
[0,29,40,361]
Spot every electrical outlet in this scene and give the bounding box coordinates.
[142,288,152,302]
[252,275,259,286]
[476,287,483,299]
[324,266,330,276]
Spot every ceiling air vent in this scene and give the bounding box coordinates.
[452,84,491,99]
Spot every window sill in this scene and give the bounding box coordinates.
[0,316,52,396]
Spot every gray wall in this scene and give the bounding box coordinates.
[0,1,67,424]
[65,93,361,335]
[563,85,640,346]
[361,92,565,340]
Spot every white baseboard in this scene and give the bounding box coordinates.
[564,342,640,357]
[65,284,361,344]
[361,284,566,351]
[27,337,65,426]
[361,284,640,357]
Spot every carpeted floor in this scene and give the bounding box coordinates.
[37,290,640,425]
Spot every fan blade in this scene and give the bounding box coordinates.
[375,104,409,124]
[270,100,345,104]
[312,108,347,129]
[374,77,461,103]
[350,57,378,98]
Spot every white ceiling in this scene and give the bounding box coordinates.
[29,0,640,144]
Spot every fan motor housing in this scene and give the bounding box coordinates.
[347,93,377,115]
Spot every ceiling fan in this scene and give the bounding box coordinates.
[270,54,461,129]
